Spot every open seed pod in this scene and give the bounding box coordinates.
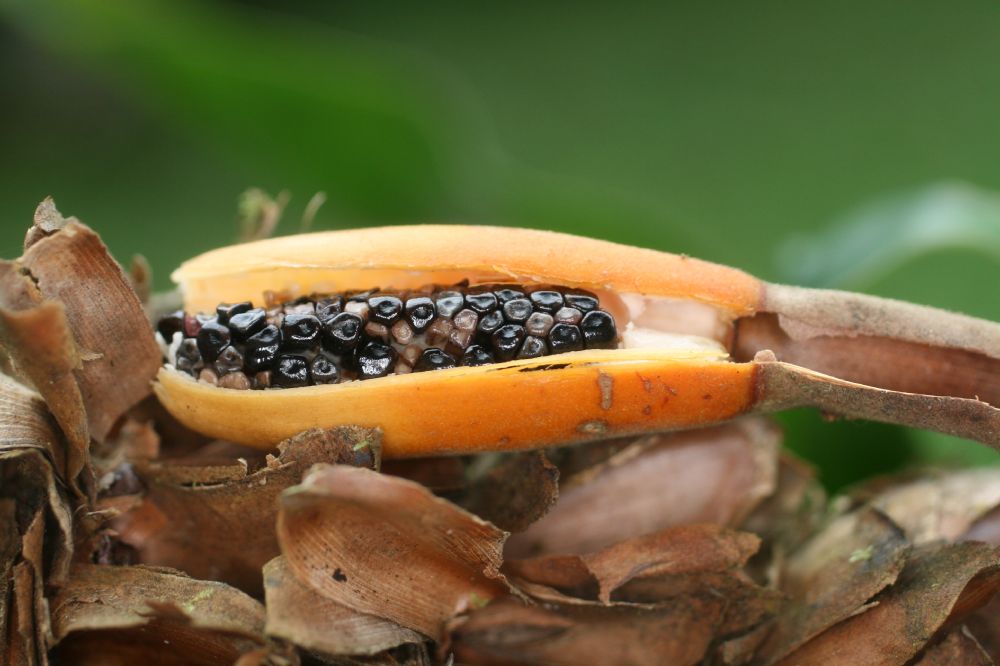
[154,225,1000,457]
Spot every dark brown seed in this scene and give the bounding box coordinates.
[529,290,564,313]
[401,344,422,367]
[273,355,310,388]
[502,298,532,323]
[322,312,364,354]
[315,296,344,322]
[465,291,498,314]
[477,310,504,336]
[183,313,203,337]
[214,345,245,376]
[554,307,583,325]
[518,336,548,359]
[549,323,583,352]
[228,308,266,341]
[284,300,316,316]
[253,371,272,389]
[281,314,321,349]
[525,312,555,337]
[156,310,185,341]
[434,291,465,318]
[492,324,526,362]
[175,339,202,374]
[425,317,454,347]
[368,295,404,325]
[356,341,396,380]
[196,321,231,363]
[414,347,457,372]
[245,324,282,373]
[198,368,219,384]
[494,288,525,304]
[365,321,391,342]
[391,319,414,345]
[450,309,479,350]
[344,301,370,318]
[218,371,251,390]
[310,355,340,384]
[581,310,618,348]
[216,301,253,325]
[462,345,494,366]
[565,293,599,313]
[405,296,436,332]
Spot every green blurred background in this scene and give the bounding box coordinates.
[2,1,999,489]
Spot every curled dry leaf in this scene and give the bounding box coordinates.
[507,419,779,557]
[263,556,424,658]
[753,506,909,664]
[913,626,993,666]
[277,464,508,639]
[114,426,381,596]
[49,564,265,666]
[460,451,559,533]
[776,541,1000,666]
[965,594,1000,662]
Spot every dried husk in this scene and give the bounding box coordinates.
[507,419,779,557]
[459,451,560,533]
[913,626,993,666]
[112,426,381,596]
[277,464,508,639]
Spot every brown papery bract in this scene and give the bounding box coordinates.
[459,450,560,533]
[277,464,508,640]
[112,426,381,596]
[506,419,779,558]
[913,627,993,666]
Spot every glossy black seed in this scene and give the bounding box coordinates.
[356,341,397,380]
[414,347,457,372]
[214,345,245,375]
[227,308,266,342]
[492,324,526,362]
[322,313,364,353]
[405,297,436,332]
[310,355,340,384]
[281,314,321,349]
[435,291,465,318]
[273,355,310,388]
[502,298,533,323]
[315,297,344,322]
[565,293,599,313]
[196,321,231,363]
[518,336,548,359]
[581,310,618,348]
[529,290,564,313]
[477,310,504,336]
[494,288,525,304]
[465,291,498,314]
[216,301,253,325]
[245,324,282,373]
[175,339,202,374]
[156,310,185,341]
[462,344,494,366]
[368,295,404,325]
[549,323,584,353]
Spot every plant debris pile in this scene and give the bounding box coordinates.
[3,200,1000,665]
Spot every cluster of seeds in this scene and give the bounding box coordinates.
[156,284,619,389]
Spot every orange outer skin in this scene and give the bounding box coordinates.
[154,350,757,458]
[173,225,764,316]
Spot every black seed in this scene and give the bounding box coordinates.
[465,291,498,314]
[565,293,599,313]
[518,336,548,359]
[356,341,397,380]
[462,344,494,366]
[281,314,321,349]
[492,324,526,362]
[310,355,340,384]
[214,345,245,375]
[347,289,378,302]
[196,321,231,363]
[315,297,343,322]
[502,298,533,323]
[216,302,253,325]
[175,339,202,374]
[368,295,404,325]
[494,288,525,304]
[529,290,564,313]
[435,291,465,318]
[227,308,266,342]
[414,347,457,372]
[156,310,185,341]
[549,323,584,353]
[245,324,282,373]
[581,311,618,348]
[273,355,310,388]
[322,313,364,354]
[477,310,504,336]
[405,297,436,332]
